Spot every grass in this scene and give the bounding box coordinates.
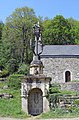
[1,79,79,119]
[0,81,28,118]
[0,80,8,89]
[40,107,79,119]
[71,80,79,82]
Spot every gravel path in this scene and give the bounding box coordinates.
[0,117,79,120]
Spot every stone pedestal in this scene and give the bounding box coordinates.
[21,56,51,115]
[21,74,51,115]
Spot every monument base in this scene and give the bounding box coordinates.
[21,74,51,115]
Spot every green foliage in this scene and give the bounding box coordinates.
[1,6,38,67]
[49,93,61,108]
[17,63,29,75]
[61,90,77,96]
[7,74,24,89]
[48,84,61,108]
[0,80,8,89]
[49,83,61,93]
[74,100,79,105]
[43,15,75,45]
[47,83,78,109]
[7,58,19,74]
[0,69,9,78]
[68,18,79,44]
[0,6,40,72]
[0,21,4,39]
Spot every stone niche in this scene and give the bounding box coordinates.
[21,74,51,115]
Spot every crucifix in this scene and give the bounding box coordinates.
[33,22,43,59]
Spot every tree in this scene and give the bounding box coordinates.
[0,21,4,39]
[67,18,79,44]
[1,7,39,73]
[0,21,4,66]
[43,15,75,45]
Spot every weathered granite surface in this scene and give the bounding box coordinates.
[41,57,79,83]
[60,82,79,92]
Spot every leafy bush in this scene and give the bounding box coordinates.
[50,87,60,94]
[8,74,24,89]
[17,63,29,75]
[74,100,79,105]
[47,83,61,109]
[0,69,9,78]
[49,83,61,93]
[7,58,19,74]
[47,83,78,109]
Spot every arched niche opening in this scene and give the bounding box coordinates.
[28,88,43,116]
[65,71,71,82]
